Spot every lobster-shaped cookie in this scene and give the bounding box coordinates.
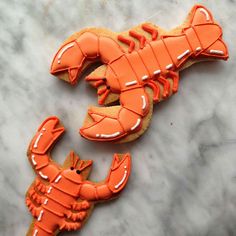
[51,5,229,143]
[25,117,131,236]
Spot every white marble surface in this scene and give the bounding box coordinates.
[1,0,236,235]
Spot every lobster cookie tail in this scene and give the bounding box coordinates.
[184,5,228,60]
[50,31,123,85]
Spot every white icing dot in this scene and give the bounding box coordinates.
[142,75,149,81]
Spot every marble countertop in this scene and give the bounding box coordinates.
[1,0,236,235]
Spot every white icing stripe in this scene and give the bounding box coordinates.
[154,69,161,75]
[115,168,128,189]
[33,133,43,149]
[33,229,38,236]
[141,95,146,110]
[42,128,46,131]
[37,210,44,221]
[47,187,52,193]
[55,175,62,183]
[44,199,48,205]
[209,50,224,55]
[166,64,173,70]
[57,43,75,64]
[125,80,137,87]
[39,171,48,180]
[177,49,190,60]
[142,75,148,81]
[96,132,121,138]
[31,155,37,166]
[196,47,202,52]
[199,8,210,21]
[131,118,141,131]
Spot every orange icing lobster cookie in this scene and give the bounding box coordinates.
[25,117,131,236]
[50,5,229,143]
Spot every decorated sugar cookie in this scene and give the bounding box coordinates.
[51,5,229,143]
[25,117,131,236]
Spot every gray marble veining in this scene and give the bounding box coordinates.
[1,0,236,235]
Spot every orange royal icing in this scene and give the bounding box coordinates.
[25,117,131,236]
[50,5,229,142]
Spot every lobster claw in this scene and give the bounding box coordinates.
[106,153,131,193]
[30,116,65,155]
[50,41,84,85]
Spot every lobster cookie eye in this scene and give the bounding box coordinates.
[70,167,74,170]
[76,170,81,174]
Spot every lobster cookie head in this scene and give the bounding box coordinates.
[51,5,229,143]
[62,154,93,183]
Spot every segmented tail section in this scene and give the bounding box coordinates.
[184,5,228,60]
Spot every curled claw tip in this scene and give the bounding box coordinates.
[31,116,65,155]
[112,153,131,170]
[51,40,83,85]
[88,112,105,122]
[107,153,131,193]
[37,116,60,131]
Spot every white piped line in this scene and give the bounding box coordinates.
[57,42,75,64]
[54,175,62,183]
[153,69,161,75]
[131,118,141,131]
[44,199,48,205]
[37,210,44,221]
[42,128,46,131]
[115,169,128,189]
[199,8,210,21]
[209,50,224,55]
[33,229,38,236]
[142,75,149,81]
[31,155,37,166]
[96,132,121,139]
[33,133,43,149]
[39,172,48,180]
[47,187,52,194]
[196,47,202,52]
[177,49,190,60]
[141,95,146,110]
[125,80,137,87]
[166,64,173,70]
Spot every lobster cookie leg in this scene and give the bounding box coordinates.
[26,116,131,236]
[51,5,228,143]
